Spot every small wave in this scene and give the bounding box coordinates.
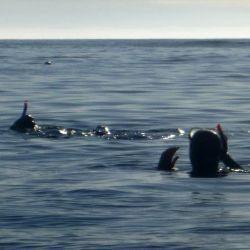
[87,164,108,170]
[225,73,250,79]
[67,188,129,198]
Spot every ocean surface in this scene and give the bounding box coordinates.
[1,39,250,249]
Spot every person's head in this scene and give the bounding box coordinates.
[189,129,222,177]
[94,125,111,136]
[10,114,36,132]
[10,101,37,132]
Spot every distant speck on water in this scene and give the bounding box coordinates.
[44,60,52,65]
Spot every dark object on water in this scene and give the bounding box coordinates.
[44,61,52,65]
[158,124,243,177]
[94,125,111,136]
[157,146,179,171]
[10,101,37,132]
[189,124,243,177]
[189,129,222,177]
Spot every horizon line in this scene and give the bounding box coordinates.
[1,37,250,40]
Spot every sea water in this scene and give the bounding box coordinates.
[1,39,250,249]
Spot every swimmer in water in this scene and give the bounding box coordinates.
[158,124,244,177]
[189,124,243,177]
[10,101,38,132]
[94,125,111,136]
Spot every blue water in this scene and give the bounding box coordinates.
[1,39,250,249]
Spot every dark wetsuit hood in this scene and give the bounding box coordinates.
[189,129,223,177]
[189,125,243,177]
[10,101,37,132]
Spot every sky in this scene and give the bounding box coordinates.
[1,0,250,39]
